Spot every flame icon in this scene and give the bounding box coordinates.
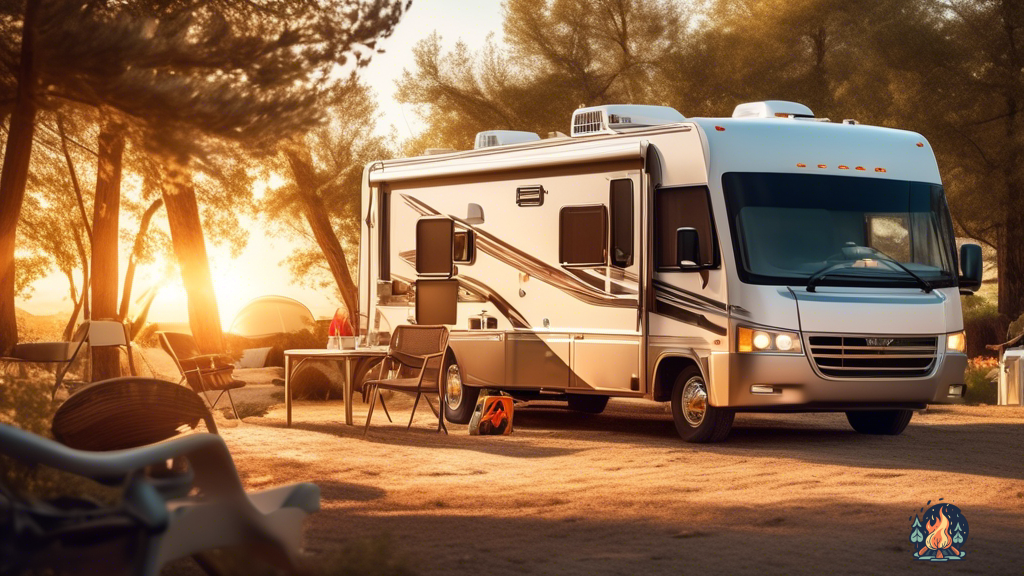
[911,502,968,562]
[924,506,953,554]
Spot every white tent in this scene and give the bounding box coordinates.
[228,296,316,338]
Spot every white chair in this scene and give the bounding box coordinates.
[0,423,320,576]
[0,320,138,398]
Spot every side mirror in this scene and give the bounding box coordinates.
[676,227,702,270]
[959,243,982,294]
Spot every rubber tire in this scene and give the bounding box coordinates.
[671,367,734,443]
[442,355,480,425]
[567,394,609,414]
[845,410,913,435]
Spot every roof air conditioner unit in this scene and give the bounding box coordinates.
[732,101,814,119]
[474,130,541,149]
[570,105,685,137]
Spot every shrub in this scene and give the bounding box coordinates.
[963,357,999,405]
[961,297,1004,358]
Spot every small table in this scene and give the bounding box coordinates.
[284,348,387,427]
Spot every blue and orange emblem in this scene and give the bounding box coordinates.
[909,501,968,561]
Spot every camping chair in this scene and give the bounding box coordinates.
[157,332,244,421]
[362,325,450,436]
[52,377,218,452]
[0,424,319,576]
[0,320,136,399]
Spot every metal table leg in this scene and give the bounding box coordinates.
[285,355,292,427]
[343,357,353,426]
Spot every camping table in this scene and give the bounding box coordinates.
[283,348,387,427]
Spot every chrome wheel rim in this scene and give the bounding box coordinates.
[445,364,463,411]
[681,377,708,427]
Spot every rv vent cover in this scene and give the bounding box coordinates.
[731,101,814,119]
[516,185,546,207]
[474,130,541,149]
[570,105,685,137]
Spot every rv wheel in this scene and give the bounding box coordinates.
[671,367,734,443]
[567,394,609,414]
[845,410,913,435]
[442,357,479,425]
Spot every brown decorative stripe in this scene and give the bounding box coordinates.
[401,195,638,308]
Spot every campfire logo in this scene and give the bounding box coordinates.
[909,501,969,562]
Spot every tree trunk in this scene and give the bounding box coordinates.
[90,122,126,381]
[999,210,1024,322]
[998,89,1023,324]
[118,197,164,321]
[161,163,224,354]
[284,147,359,334]
[0,0,40,355]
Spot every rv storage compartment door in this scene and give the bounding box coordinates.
[505,333,571,389]
[571,334,641,392]
[449,332,506,388]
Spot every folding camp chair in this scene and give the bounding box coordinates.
[157,332,244,421]
[0,320,136,399]
[0,424,319,576]
[362,325,450,436]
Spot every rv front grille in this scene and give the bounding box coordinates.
[572,110,604,135]
[807,335,938,378]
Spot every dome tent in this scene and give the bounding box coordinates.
[228,296,316,338]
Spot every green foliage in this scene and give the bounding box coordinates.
[397,0,686,152]
[260,81,392,299]
[0,372,111,501]
[963,364,998,405]
[962,297,999,322]
[225,402,270,420]
[962,296,1004,356]
[13,254,49,300]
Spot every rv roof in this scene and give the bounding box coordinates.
[368,118,934,185]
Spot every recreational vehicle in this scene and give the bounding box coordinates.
[358,101,982,442]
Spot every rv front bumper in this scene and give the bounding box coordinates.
[707,351,968,410]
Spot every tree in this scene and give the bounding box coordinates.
[882,0,1024,321]
[265,82,392,331]
[396,0,686,151]
[0,0,410,354]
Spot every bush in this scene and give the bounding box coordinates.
[0,372,112,501]
[963,357,999,405]
[961,297,1004,358]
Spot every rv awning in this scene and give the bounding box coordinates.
[369,139,645,184]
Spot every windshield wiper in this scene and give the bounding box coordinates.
[805,245,933,293]
[806,262,855,292]
[861,246,933,293]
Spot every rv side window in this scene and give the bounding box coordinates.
[416,218,455,277]
[655,186,718,270]
[559,205,607,266]
[609,179,633,268]
[453,230,475,264]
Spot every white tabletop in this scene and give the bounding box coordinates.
[284,348,386,357]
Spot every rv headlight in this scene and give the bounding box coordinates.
[737,326,802,354]
[946,331,966,354]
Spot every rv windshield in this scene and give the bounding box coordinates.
[722,172,957,289]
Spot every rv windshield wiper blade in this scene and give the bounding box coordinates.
[862,246,934,293]
[805,262,855,293]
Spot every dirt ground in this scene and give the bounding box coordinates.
[161,393,1024,576]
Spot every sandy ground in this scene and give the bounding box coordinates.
[162,395,1024,576]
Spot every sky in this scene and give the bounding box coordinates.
[15,0,508,327]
